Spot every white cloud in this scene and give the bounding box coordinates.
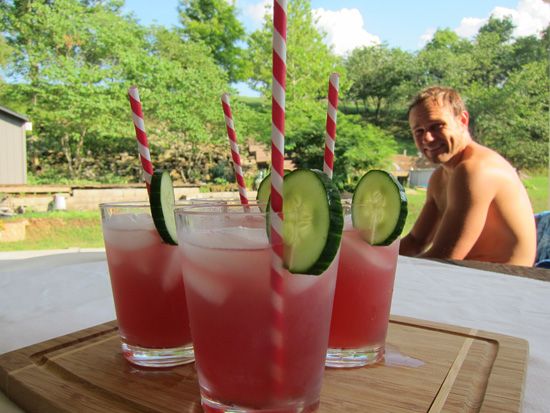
[455,0,550,40]
[242,3,379,55]
[245,0,271,25]
[454,17,486,38]
[312,8,380,56]
[419,27,437,48]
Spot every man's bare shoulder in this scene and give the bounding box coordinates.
[464,143,512,167]
[450,143,523,203]
[456,143,515,178]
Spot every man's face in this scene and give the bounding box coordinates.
[408,100,469,165]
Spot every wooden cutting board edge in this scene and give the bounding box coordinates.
[0,322,121,413]
[0,316,529,413]
[389,315,529,413]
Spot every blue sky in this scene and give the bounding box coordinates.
[123,0,549,52]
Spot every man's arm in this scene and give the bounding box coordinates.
[420,163,495,259]
[400,168,442,257]
[399,194,439,257]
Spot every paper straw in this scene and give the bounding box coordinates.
[270,0,287,389]
[323,73,340,179]
[221,93,249,206]
[128,86,154,194]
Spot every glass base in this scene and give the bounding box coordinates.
[325,344,385,368]
[121,342,194,368]
[200,392,320,413]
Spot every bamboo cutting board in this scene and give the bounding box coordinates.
[0,315,528,413]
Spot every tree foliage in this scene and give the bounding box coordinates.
[1,0,144,177]
[178,0,246,82]
[0,34,10,67]
[1,0,228,182]
[280,99,397,190]
[346,44,420,123]
[0,2,547,186]
[471,61,549,170]
[246,0,341,101]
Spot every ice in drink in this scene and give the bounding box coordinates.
[327,215,399,367]
[100,202,193,367]
[176,206,338,412]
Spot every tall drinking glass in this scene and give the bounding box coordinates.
[175,204,339,412]
[100,201,193,367]
[326,203,400,367]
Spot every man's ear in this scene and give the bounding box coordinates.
[460,111,469,127]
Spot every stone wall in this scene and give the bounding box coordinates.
[0,185,211,212]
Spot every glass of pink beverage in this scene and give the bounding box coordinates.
[175,204,339,413]
[100,201,193,367]
[326,204,400,367]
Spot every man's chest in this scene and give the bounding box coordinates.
[432,173,450,215]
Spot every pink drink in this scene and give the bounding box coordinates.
[327,218,399,367]
[176,207,338,412]
[101,203,193,367]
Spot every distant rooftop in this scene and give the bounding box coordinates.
[0,105,29,123]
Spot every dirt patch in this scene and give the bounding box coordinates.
[25,217,99,241]
[0,220,29,242]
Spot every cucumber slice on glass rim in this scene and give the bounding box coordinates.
[269,168,343,275]
[256,172,271,212]
[150,169,178,245]
[352,169,407,246]
[256,170,290,212]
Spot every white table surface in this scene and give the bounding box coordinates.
[1,249,549,412]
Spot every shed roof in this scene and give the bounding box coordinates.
[0,105,29,123]
[391,154,436,177]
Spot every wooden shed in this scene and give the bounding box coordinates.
[0,106,31,184]
[391,153,436,188]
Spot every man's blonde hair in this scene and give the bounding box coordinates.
[408,86,467,117]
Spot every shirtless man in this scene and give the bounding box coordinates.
[399,86,536,266]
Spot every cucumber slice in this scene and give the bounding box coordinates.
[352,169,407,246]
[256,172,271,212]
[270,168,343,275]
[256,170,291,212]
[150,169,178,245]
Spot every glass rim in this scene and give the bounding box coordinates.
[99,200,150,209]
[99,199,253,209]
[174,202,267,216]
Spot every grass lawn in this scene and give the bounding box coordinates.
[0,210,104,251]
[403,188,427,235]
[0,173,547,251]
[522,174,549,214]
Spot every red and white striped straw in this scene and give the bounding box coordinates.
[270,0,287,390]
[128,86,154,194]
[221,93,249,206]
[323,73,340,179]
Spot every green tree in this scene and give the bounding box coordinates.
[178,0,246,82]
[471,61,549,170]
[478,16,514,42]
[146,26,228,182]
[246,0,341,101]
[509,29,549,71]
[244,0,398,189]
[470,16,516,86]
[282,99,397,190]
[345,45,419,124]
[0,34,11,93]
[1,0,149,178]
[0,34,10,68]
[1,0,229,182]
[417,28,474,88]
